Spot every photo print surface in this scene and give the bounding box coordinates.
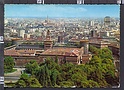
[4,4,120,88]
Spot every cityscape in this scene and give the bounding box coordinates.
[4,5,120,88]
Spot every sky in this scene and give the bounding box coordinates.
[5,4,120,18]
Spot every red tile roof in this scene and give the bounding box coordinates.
[4,49,36,56]
[41,47,82,56]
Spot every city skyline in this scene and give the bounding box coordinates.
[5,5,120,18]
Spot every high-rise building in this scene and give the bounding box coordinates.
[89,21,94,26]
[19,30,25,38]
[104,16,111,26]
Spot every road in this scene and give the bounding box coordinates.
[4,68,25,83]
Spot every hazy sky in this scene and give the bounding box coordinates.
[5,4,120,18]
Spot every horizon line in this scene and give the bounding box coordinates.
[5,16,120,18]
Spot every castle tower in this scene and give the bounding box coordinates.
[80,39,89,54]
[46,30,50,40]
[91,30,97,37]
[44,30,53,50]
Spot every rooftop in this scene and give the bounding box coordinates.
[16,44,43,50]
[4,49,36,56]
[41,47,82,56]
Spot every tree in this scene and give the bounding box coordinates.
[25,60,39,75]
[89,55,101,67]
[81,80,100,88]
[55,55,58,64]
[102,63,118,86]
[71,72,86,87]
[36,65,45,86]
[88,46,119,87]
[36,57,59,87]
[61,62,75,72]
[4,56,15,73]
[51,69,59,86]
[89,45,99,55]
[59,81,74,88]
[60,63,75,81]
[81,80,89,88]
[29,78,42,87]
[15,73,42,88]
[44,65,52,87]
[99,48,113,61]
[87,55,109,87]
